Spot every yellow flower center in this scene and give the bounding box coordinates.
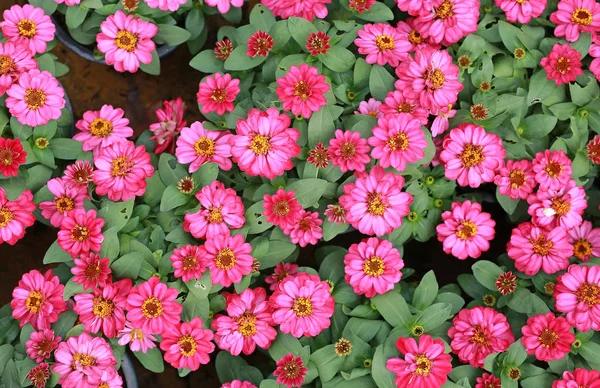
[178,335,197,357]
[273,200,290,216]
[413,354,432,376]
[366,192,386,216]
[93,297,115,318]
[387,133,409,151]
[110,156,134,178]
[207,206,223,223]
[215,248,236,270]
[115,30,138,52]
[292,297,313,317]
[0,149,13,166]
[194,137,215,157]
[25,88,46,110]
[572,8,593,26]
[459,144,485,168]
[35,137,49,149]
[293,80,312,101]
[375,34,395,51]
[210,88,228,103]
[456,221,477,240]
[182,255,197,271]
[397,103,414,114]
[55,196,75,213]
[70,225,89,242]
[25,291,43,313]
[551,197,571,216]
[576,282,600,308]
[72,353,96,369]
[427,68,446,90]
[340,141,356,159]
[89,118,113,138]
[141,297,163,319]
[236,311,257,337]
[363,256,385,277]
[555,57,571,74]
[470,325,489,345]
[435,0,454,19]
[250,134,271,155]
[131,328,145,340]
[17,19,37,38]
[0,55,16,75]
[530,234,553,256]
[545,160,563,178]
[573,239,593,260]
[0,206,15,227]
[408,30,423,45]
[509,169,526,189]
[538,328,558,348]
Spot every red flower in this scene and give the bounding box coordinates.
[0,187,35,245]
[307,142,331,168]
[214,38,233,61]
[274,353,308,388]
[305,31,330,55]
[495,271,517,296]
[27,363,51,388]
[0,137,26,177]
[588,134,600,164]
[247,31,274,58]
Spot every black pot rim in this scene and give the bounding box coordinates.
[121,352,139,388]
[51,15,179,65]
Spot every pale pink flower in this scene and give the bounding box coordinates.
[283,210,323,247]
[568,220,600,262]
[0,5,55,55]
[146,0,186,11]
[39,178,87,228]
[26,329,61,363]
[265,262,299,292]
[96,369,123,388]
[205,0,244,14]
[324,203,347,224]
[495,0,547,23]
[71,252,112,291]
[271,272,335,337]
[276,64,329,119]
[552,369,600,388]
[57,209,104,258]
[263,189,302,230]
[494,159,536,200]
[160,317,215,371]
[170,244,207,282]
[379,90,428,124]
[96,11,158,73]
[74,105,133,153]
[150,97,187,154]
[527,180,587,229]
[354,98,382,117]
[448,307,515,368]
[202,234,254,287]
[369,114,427,171]
[550,0,600,42]
[0,41,37,95]
[532,150,573,191]
[540,43,583,85]
[117,321,157,353]
[261,0,331,20]
[413,0,479,46]
[0,188,35,245]
[197,73,240,116]
[554,264,600,332]
[521,312,575,362]
[176,121,233,172]
[274,354,308,388]
[329,129,371,173]
[430,104,456,136]
[354,23,412,67]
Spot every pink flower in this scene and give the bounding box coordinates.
[71,253,112,291]
[93,140,155,201]
[540,43,583,85]
[63,160,94,193]
[532,150,573,191]
[74,279,132,338]
[1,5,55,55]
[350,0,376,12]
[96,369,123,388]
[261,0,331,20]
[448,307,515,368]
[150,97,187,154]
[494,159,536,200]
[507,222,573,276]
[521,312,575,362]
[271,272,335,337]
[588,133,600,162]
[246,30,274,58]
[222,381,257,388]
[551,0,600,42]
[263,189,302,230]
[53,332,117,388]
[306,31,331,55]
[369,114,427,171]
[176,121,233,172]
[440,123,506,188]
[170,244,207,282]
[283,210,323,247]
[412,0,479,46]
[214,38,234,61]
[26,329,61,363]
[96,11,158,73]
[231,108,301,179]
[324,203,347,224]
[344,237,404,298]
[126,276,182,335]
[386,335,452,388]
[0,187,35,245]
[202,234,254,287]
[54,0,81,5]
[395,0,432,16]
[395,49,463,113]
[183,181,245,239]
[273,353,308,388]
[354,98,383,117]
[146,0,186,11]
[379,90,429,124]
[527,180,587,229]
[495,0,546,23]
[339,165,413,236]
[276,64,329,119]
[354,23,412,67]
[554,264,600,332]
[436,200,496,260]
[197,73,240,116]
[475,373,500,388]
[0,137,27,177]
[212,287,277,355]
[160,317,215,371]
[6,68,65,127]
[0,41,37,95]
[329,129,371,173]
[28,363,51,388]
[117,321,157,353]
[11,269,66,330]
[39,178,87,228]
[74,105,133,153]
[205,0,244,13]
[397,18,441,52]
[265,262,299,292]
[430,104,456,137]
[552,368,600,388]
[57,209,105,258]
[569,220,600,262]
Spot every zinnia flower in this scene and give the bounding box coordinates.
[339,165,413,236]
[39,177,87,228]
[201,234,254,287]
[53,332,117,387]
[540,43,583,85]
[430,104,456,137]
[231,108,301,179]
[263,189,302,230]
[379,90,429,124]
[329,129,371,173]
[436,200,496,260]
[307,142,332,168]
[354,23,412,67]
[507,222,573,276]
[475,373,500,388]
[93,140,155,201]
[0,41,37,95]
[568,220,600,262]
[145,0,186,11]
[246,30,274,58]
[532,150,573,191]
[197,73,240,116]
[276,64,329,119]
[6,68,65,127]
[0,187,35,246]
[552,368,600,388]
[554,264,600,332]
[344,237,404,298]
[57,209,104,258]
[160,317,215,371]
[521,312,575,362]
[495,0,547,23]
[265,262,299,291]
[350,0,376,12]
[324,203,347,224]
[74,279,132,338]
[212,287,277,355]
[205,0,244,13]
[96,10,158,73]
[150,97,187,154]
[369,114,427,172]
[214,38,234,61]
[170,244,207,282]
[386,335,452,388]
[63,160,94,193]
[439,123,506,188]
[495,271,517,296]
[261,0,331,20]
[176,121,233,172]
[306,31,331,55]
[74,105,133,153]
[26,329,61,363]
[71,252,112,290]
[494,159,536,200]
[283,210,323,247]
[11,269,67,330]
[222,381,257,388]
[273,353,308,388]
[550,0,600,42]
[117,321,157,353]
[448,307,515,368]
[271,272,335,337]
[0,5,55,55]
[183,181,245,239]
[396,0,432,16]
[126,276,182,335]
[412,0,479,46]
[0,137,27,177]
[527,180,587,229]
[354,98,382,117]
[27,363,51,388]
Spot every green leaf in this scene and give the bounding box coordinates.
[371,345,395,388]
[142,173,166,207]
[160,185,190,211]
[249,4,276,32]
[51,311,78,339]
[185,8,205,40]
[43,240,72,264]
[414,303,452,332]
[189,50,225,73]
[33,146,56,168]
[412,270,438,310]
[65,5,88,29]
[34,121,57,139]
[472,260,503,291]
[369,65,395,101]
[496,187,520,215]
[579,341,600,370]
[0,345,13,376]
[134,348,165,373]
[25,165,53,193]
[371,291,412,328]
[319,46,356,72]
[28,0,58,14]
[191,162,219,187]
[256,240,297,269]
[288,17,318,47]
[100,227,120,261]
[97,199,134,233]
[111,252,144,279]
[352,1,394,22]
[156,25,191,46]
[527,70,566,106]
[308,105,337,146]
[503,341,527,367]
[268,333,303,361]
[286,178,328,208]
[225,46,265,71]
[49,139,82,160]
[310,345,345,382]
[63,278,86,301]
[182,292,210,321]
[520,114,557,139]
[506,288,550,314]
[158,153,188,186]
[139,50,160,75]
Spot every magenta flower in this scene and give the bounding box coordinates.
[170,244,207,282]
[0,41,37,95]
[495,0,547,23]
[395,0,432,16]
[379,90,428,124]
[263,189,302,230]
[283,210,323,247]
[494,159,537,200]
[554,264,600,332]
[413,0,479,46]
[205,0,244,14]
[276,64,329,119]
[201,234,254,287]
[273,353,308,388]
[568,220,600,262]
[160,317,215,371]
[532,150,573,191]
[329,129,371,173]
[246,30,274,58]
[550,0,600,42]
[27,363,51,388]
[176,121,233,172]
[222,381,257,388]
[150,97,187,154]
[0,5,55,55]
[74,105,133,153]
[26,329,61,363]
[63,160,94,193]
[146,0,186,11]
[527,179,587,229]
[197,73,240,116]
[57,209,104,258]
[552,369,600,388]
[541,43,583,85]
[265,262,299,291]
[354,23,412,66]
[261,0,331,20]
[521,312,575,362]
[475,373,501,388]
[354,98,382,117]
[39,178,87,228]
[71,252,112,291]
[0,187,35,245]
[0,137,27,177]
